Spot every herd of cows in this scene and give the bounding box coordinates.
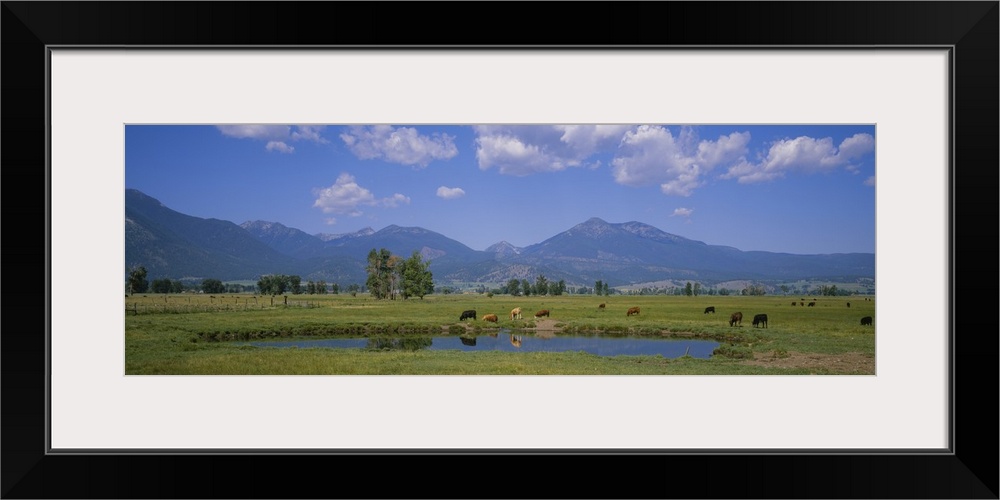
[458,301,874,328]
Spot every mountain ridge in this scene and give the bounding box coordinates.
[125,189,875,285]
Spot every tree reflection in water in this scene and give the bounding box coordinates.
[366,337,433,351]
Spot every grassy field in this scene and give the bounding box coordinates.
[124,292,876,375]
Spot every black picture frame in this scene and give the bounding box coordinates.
[4,2,997,498]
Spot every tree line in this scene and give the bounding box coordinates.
[365,248,433,300]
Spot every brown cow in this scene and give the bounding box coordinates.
[482,314,498,323]
[626,306,640,317]
[807,302,816,307]
[598,303,606,311]
[729,312,743,327]
[534,309,550,318]
[510,307,523,320]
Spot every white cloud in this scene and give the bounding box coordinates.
[671,208,694,217]
[611,126,750,196]
[324,217,337,225]
[218,125,328,152]
[474,125,632,176]
[864,176,876,187]
[339,125,458,167]
[436,186,466,199]
[265,141,294,153]
[312,173,376,216]
[312,173,410,217]
[217,125,291,140]
[722,133,875,183]
[381,193,410,208]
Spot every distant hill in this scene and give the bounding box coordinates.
[125,189,875,286]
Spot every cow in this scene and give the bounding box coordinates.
[791,302,797,306]
[729,312,743,327]
[534,309,550,318]
[459,309,476,321]
[598,303,606,311]
[704,306,715,314]
[847,302,851,308]
[510,334,522,348]
[627,306,640,317]
[800,302,805,306]
[861,316,873,326]
[807,302,816,307]
[510,307,523,320]
[752,314,768,328]
[482,313,498,323]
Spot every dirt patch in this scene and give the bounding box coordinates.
[531,319,560,332]
[742,350,875,374]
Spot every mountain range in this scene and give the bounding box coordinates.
[124,188,875,286]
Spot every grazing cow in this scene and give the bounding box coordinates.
[800,302,805,306]
[791,302,797,306]
[752,314,768,328]
[627,306,640,317]
[534,309,550,318]
[482,314,498,323]
[598,303,606,311]
[861,316,873,326]
[704,306,715,314]
[846,302,851,308]
[459,309,476,321]
[807,302,816,307]
[510,307,523,320]
[729,312,743,327]
[510,334,522,348]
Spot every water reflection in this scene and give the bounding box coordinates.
[249,330,719,359]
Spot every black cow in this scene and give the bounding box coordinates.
[704,306,715,314]
[847,302,851,308]
[459,309,476,321]
[752,314,768,328]
[807,302,816,307]
[861,316,873,326]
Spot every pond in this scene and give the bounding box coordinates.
[246,330,720,359]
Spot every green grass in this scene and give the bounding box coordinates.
[125,292,876,375]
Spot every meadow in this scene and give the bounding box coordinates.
[124,292,876,375]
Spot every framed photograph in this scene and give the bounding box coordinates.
[6,2,996,498]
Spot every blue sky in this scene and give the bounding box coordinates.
[125,124,876,255]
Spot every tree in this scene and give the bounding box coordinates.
[506,279,521,296]
[151,278,173,294]
[693,282,702,296]
[595,280,604,296]
[347,283,360,297]
[685,282,693,296]
[401,250,433,299]
[521,279,532,296]
[290,275,302,294]
[535,275,549,296]
[127,266,148,295]
[366,248,394,299]
[201,278,225,294]
[603,282,610,296]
